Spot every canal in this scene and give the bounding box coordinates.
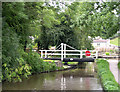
[2,62,103,91]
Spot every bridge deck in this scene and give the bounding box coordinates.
[43,57,94,62]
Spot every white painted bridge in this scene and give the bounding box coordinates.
[39,43,98,62]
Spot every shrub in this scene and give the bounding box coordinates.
[105,52,110,55]
[25,51,60,73]
[25,51,44,73]
[115,49,119,54]
[96,59,120,91]
[110,50,114,53]
[2,57,31,82]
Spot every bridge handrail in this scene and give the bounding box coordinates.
[39,43,98,60]
[47,53,97,55]
[39,50,97,52]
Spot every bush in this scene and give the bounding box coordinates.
[105,52,110,55]
[2,49,62,82]
[25,51,44,73]
[25,51,60,73]
[115,49,119,54]
[110,50,114,53]
[2,56,31,82]
[96,59,120,91]
[2,27,32,82]
[42,62,57,72]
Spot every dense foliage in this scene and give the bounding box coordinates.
[2,1,119,82]
[96,59,120,90]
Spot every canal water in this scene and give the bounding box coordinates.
[2,62,103,91]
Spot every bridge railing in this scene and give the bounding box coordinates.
[39,50,98,61]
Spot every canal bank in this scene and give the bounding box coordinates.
[2,62,103,91]
[95,59,120,91]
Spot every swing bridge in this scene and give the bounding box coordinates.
[39,43,98,62]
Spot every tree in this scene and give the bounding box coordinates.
[91,2,119,39]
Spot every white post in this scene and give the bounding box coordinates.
[45,50,47,58]
[96,50,98,59]
[41,51,43,58]
[61,43,64,61]
[64,44,66,58]
[80,50,83,58]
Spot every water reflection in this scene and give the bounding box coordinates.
[0,83,2,92]
[61,75,66,90]
[2,62,103,90]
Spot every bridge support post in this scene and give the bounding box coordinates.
[64,44,66,58]
[41,51,43,58]
[61,43,63,61]
[96,51,98,59]
[80,51,82,59]
[45,51,47,58]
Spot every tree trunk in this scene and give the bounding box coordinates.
[24,41,27,51]
[37,41,40,51]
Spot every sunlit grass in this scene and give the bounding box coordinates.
[62,62,78,64]
[110,37,119,46]
[43,60,55,62]
[43,60,78,65]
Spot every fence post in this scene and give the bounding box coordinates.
[61,43,63,61]
[41,51,43,58]
[45,50,47,58]
[96,50,98,59]
[64,44,66,58]
[80,50,83,59]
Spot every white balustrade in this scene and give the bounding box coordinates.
[39,43,98,59]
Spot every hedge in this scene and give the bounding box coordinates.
[96,59,120,91]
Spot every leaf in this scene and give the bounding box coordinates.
[15,68,18,73]
[3,63,7,67]
[11,72,16,77]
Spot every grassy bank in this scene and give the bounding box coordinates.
[96,59,120,91]
[43,60,78,65]
[62,62,78,65]
[110,37,119,46]
[118,62,120,70]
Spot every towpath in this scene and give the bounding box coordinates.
[107,59,120,85]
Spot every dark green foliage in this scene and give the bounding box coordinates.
[2,22,32,82]
[2,3,29,46]
[2,26,20,66]
[2,55,32,82]
[42,62,57,72]
[96,59,120,91]
[21,50,59,73]
[25,51,44,73]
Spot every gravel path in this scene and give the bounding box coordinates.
[107,59,120,85]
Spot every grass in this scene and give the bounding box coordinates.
[43,60,78,65]
[62,62,78,64]
[43,60,55,62]
[110,37,119,46]
[96,59,120,91]
[118,62,120,70]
